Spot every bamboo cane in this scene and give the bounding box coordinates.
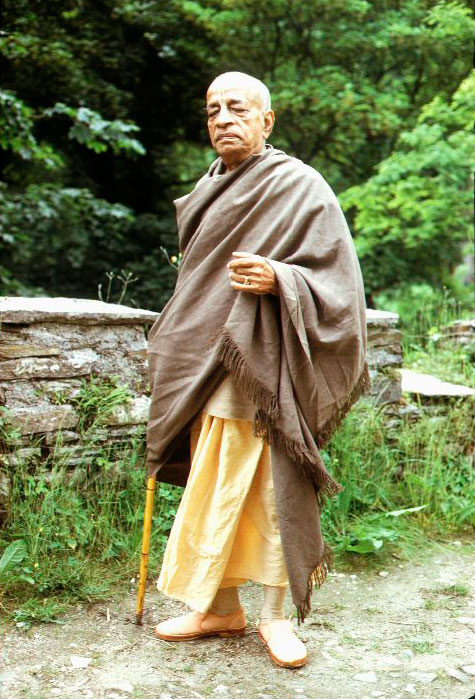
[135,474,157,625]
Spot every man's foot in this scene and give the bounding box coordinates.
[258,619,308,668]
[154,608,247,641]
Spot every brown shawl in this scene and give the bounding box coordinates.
[146,145,369,622]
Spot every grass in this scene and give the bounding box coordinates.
[422,581,471,611]
[1,285,474,627]
[0,375,183,628]
[407,636,435,654]
[323,284,475,562]
[322,396,475,561]
[375,282,475,382]
[308,619,336,631]
[0,436,182,626]
[438,583,469,596]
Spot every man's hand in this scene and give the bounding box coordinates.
[227,251,279,295]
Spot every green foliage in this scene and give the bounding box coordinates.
[12,599,69,630]
[0,446,182,617]
[0,184,135,297]
[1,0,474,305]
[0,0,217,307]
[341,73,475,295]
[338,506,426,554]
[0,90,62,167]
[0,540,27,580]
[71,374,133,435]
[44,103,146,156]
[199,0,475,189]
[426,0,475,37]
[0,406,23,452]
[322,389,475,558]
[0,375,183,625]
[438,583,469,596]
[407,634,434,654]
[323,294,475,557]
[375,283,474,379]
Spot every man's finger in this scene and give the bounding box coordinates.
[228,270,259,280]
[231,251,255,258]
[231,280,260,292]
[227,258,258,269]
[229,272,258,283]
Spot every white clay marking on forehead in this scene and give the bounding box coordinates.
[207,72,271,110]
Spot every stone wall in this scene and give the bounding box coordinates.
[442,318,475,347]
[366,309,402,404]
[0,297,402,520]
[0,297,158,521]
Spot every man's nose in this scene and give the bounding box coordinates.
[215,104,234,126]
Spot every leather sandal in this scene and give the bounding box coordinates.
[258,619,308,668]
[155,608,247,641]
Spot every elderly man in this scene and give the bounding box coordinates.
[146,71,368,668]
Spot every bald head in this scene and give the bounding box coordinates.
[206,72,275,171]
[207,72,271,111]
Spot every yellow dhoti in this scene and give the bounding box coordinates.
[157,411,289,612]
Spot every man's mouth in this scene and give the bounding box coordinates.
[217,133,239,141]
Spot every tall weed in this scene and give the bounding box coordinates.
[323,398,475,557]
[374,283,473,377]
[0,377,182,625]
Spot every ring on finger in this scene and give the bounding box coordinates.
[243,275,251,286]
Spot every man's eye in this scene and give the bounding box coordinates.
[206,106,248,119]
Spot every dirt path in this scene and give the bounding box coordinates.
[2,540,475,699]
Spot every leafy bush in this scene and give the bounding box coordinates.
[341,73,475,296]
[0,183,135,297]
[2,0,475,304]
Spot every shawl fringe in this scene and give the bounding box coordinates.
[297,543,334,624]
[216,329,367,623]
[216,328,369,501]
[253,410,343,502]
[216,330,279,420]
[315,362,371,449]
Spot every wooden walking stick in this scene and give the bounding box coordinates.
[135,474,157,625]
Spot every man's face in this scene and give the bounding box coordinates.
[206,79,274,171]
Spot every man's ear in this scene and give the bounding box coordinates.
[263,110,275,139]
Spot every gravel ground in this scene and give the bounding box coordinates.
[2,540,475,699]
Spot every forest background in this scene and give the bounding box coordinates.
[1,0,474,315]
